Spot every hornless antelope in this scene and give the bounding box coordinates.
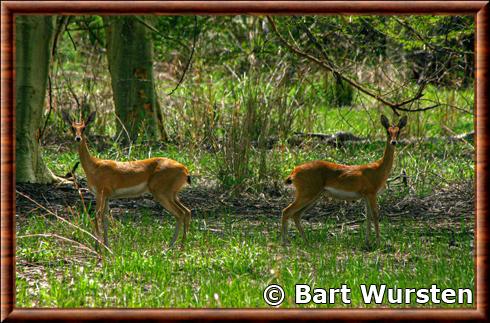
[62,111,191,248]
[282,114,407,246]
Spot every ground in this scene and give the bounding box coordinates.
[15,178,474,308]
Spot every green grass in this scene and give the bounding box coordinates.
[18,140,475,308]
[22,105,474,308]
[16,210,474,308]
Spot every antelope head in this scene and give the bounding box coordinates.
[62,111,96,142]
[380,114,407,146]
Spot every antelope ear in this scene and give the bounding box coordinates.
[85,111,96,126]
[61,110,72,125]
[380,114,390,129]
[398,115,408,129]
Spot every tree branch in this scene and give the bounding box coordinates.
[167,16,198,96]
[394,103,440,113]
[134,16,190,51]
[267,16,436,116]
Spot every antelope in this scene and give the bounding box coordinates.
[62,111,191,248]
[281,114,407,246]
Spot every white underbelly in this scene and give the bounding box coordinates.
[111,182,149,198]
[325,187,361,200]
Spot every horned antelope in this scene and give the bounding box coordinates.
[282,114,407,246]
[62,111,191,248]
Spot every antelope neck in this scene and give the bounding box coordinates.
[78,136,97,174]
[379,137,396,174]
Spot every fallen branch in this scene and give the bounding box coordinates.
[18,233,98,256]
[334,218,365,228]
[441,125,474,149]
[293,131,364,146]
[290,131,474,146]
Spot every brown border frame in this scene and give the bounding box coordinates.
[1,1,488,321]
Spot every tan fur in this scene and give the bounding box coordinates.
[282,115,407,246]
[65,112,191,248]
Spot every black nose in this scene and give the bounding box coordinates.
[390,140,397,145]
[75,136,81,142]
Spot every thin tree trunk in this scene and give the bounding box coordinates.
[15,16,58,183]
[104,16,167,143]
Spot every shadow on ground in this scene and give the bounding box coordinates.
[16,179,474,226]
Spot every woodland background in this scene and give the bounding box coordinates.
[15,15,474,308]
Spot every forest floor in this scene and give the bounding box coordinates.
[15,179,475,308]
[15,130,475,308]
[16,178,474,228]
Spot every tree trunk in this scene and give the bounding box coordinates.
[104,16,166,143]
[15,16,57,183]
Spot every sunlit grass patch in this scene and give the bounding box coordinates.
[16,207,474,308]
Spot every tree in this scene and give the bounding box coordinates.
[104,16,166,143]
[266,16,473,115]
[15,16,59,183]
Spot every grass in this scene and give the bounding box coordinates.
[16,209,474,308]
[18,135,474,308]
[21,101,474,309]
